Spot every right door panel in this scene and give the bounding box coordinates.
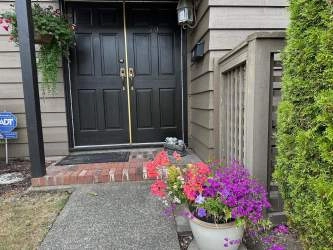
[126,3,182,143]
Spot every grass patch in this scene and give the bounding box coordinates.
[0,192,70,250]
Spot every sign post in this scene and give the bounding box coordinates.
[5,138,8,165]
[0,112,18,164]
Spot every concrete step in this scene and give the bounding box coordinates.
[269,190,284,212]
[269,181,279,191]
[268,211,287,225]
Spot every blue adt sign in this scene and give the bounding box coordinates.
[0,112,17,139]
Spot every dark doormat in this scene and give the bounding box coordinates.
[56,152,130,166]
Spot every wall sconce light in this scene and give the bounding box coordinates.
[177,0,194,26]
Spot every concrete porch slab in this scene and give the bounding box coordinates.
[39,182,180,250]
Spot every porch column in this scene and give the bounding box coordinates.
[15,0,46,177]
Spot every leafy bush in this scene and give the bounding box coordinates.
[273,1,333,249]
[0,4,75,94]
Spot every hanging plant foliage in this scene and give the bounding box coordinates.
[0,3,76,94]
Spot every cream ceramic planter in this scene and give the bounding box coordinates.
[189,216,244,250]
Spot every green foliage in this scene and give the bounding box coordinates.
[166,165,187,203]
[1,3,75,94]
[38,44,62,94]
[273,1,333,249]
[199,196,232,224]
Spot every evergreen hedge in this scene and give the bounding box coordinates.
[274,0,333,249]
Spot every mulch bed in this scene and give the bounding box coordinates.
[0,159,32,197]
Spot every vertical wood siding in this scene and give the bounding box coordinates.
[188,0,288,161]
[0,0,68,159]
[223,65,246,164]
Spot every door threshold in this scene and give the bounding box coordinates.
[70,142,164,152]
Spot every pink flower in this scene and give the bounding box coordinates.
[182,163,211,201]
[151,180,167,198]
[195,162,210,175]
[2,25,9,31]
[184,184,197,201]
[155,151,170,166]
[146,150,171,179]
[173,151,181,161]
[146,161,158,178]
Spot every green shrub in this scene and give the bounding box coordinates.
[273,0,333,249]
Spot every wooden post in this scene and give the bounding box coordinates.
[15,0,46,177]
[244,35,285,189]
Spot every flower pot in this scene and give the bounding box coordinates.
[189,216,244,250]
[34,32,53,44]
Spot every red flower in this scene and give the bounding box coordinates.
[146,150,172,180]
[195,162,210,175]
[151,180,167,198]
[0,18,3,23]
[147,161,159,178]
[154,151,170,166]
[4,18,11,23]
[183,184,196,201]
[182,163,211,201]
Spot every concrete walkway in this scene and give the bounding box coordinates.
[39,182,180,250]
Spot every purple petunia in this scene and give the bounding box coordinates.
[197,207,207,218]
[268,244,286,250]
[195,194,205,204]
[202,161,271,223]
[273,224,289,235]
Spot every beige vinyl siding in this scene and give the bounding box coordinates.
[187,0,289,160]
[208,0,288,7]
[0,0,68,159]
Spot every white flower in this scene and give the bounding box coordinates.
[173,197,181,204]
[177,176,184,181]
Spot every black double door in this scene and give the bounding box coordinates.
[68,3,182,146]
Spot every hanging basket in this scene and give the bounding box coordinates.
[34,32,53,44]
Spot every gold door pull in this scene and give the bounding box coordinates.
[128,67,135,90]
[120,67,126,91]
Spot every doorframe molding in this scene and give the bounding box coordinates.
[59,0,188,151]
[59,0,75,150]
[181,28,189,145]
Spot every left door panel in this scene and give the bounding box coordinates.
[69,3,129,146]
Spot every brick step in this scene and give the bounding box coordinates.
[31,161,155,187]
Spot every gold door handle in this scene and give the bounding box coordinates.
[120,67,126,91]
[128,67,135,91]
